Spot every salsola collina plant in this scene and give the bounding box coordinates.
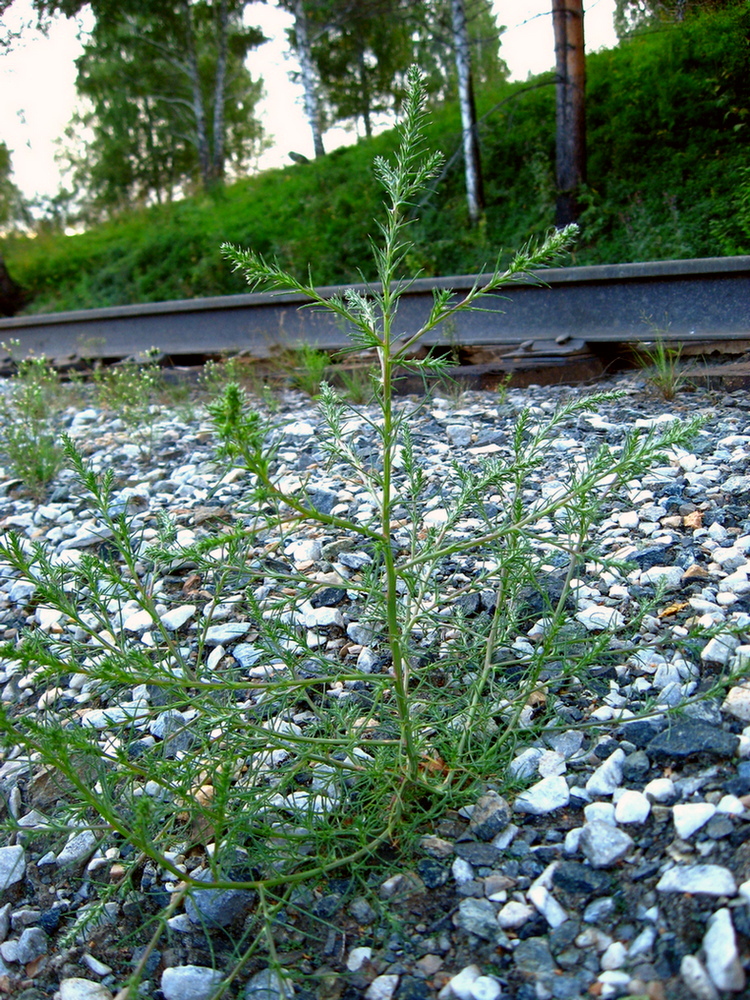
[0,67,704,998]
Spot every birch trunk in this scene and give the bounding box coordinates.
[291,0,325,158]
[182,0,212,189]
[450,0,484,226]
[211,0,230,184]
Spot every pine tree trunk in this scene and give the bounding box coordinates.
[292,0,325,158]
[552,0,586,226]
[450,0,484,226]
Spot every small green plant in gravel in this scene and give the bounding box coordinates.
[0,68,712,999]
[335,361,378,405]
[92,346,165,451]
[0,340,65,494]
[289,343,331,397]
[634,322,692,400]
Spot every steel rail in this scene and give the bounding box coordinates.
[1,255,749,365]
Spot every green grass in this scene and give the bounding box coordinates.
[2,3,750,315]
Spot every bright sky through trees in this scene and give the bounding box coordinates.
[0,0,617,202]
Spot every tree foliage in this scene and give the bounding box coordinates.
[614,0,746,34]
[283,0,505,139]
[30,0,266,213]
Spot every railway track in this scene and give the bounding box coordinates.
[1,255,749,387]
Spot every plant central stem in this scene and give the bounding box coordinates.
[379,289,419,783]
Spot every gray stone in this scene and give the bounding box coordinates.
[468,791,511,841]
[640,565,683,589]
[204,622,252,646]
[509,747,544,779]
[681,955,719,1000]
[56,830,97,867]
[646,720,738,762]
[552,861,613,898]
[59,980,114,1000]
[160,604,196,630]
[244,968,294,999]
[349,896,377,924]
[513,936,557,975]
[722,474,750,494]
[527,884,568,928]
[547,730,584,758]
[306,486,338,514]
[701,632,740,666]
[722,684,750,722]
[0,846,25,891]
[673,803,716,839]
[338,550,372,570]
[15,926,47,963]
[445,424,473,447]
[232,643,264,669]
[703,907,745,992]
[614,789,651,824]
[656,864,737,896]
[514,775,570,815]
[585,749,625,796]
[454,897,500,940]
[346,621,377,645]
[364,974,399,1000]
[578,821,634,868]
[575,606,625,631]
[161,965,224,1000]
[448,965,484,1000]
[185,870,255,928]
[81,704,149,729]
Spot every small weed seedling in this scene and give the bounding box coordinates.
[634,321,692,400]
[0,68,709,999]
[92,346,165,452]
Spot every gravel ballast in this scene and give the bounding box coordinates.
[1,370,750,999]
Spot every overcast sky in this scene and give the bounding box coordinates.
[0,0,617,202]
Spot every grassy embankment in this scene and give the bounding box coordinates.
[2,4,749,315]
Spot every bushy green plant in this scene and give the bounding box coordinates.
[0,341,65,494]
[0,69,711,998]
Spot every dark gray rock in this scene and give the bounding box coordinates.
[455,897,500,940]
[513,936,557,975]
[622,749,651,781]
[552,861,613,898]
[185,870,255,928]
[468,791,511,841]
[453,842,501,866]
[646,720,739,762]
[416,858,449,889]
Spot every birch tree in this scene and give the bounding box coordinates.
[286,0,325,157]
[450,0,484,225]
[65,0,265,209]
